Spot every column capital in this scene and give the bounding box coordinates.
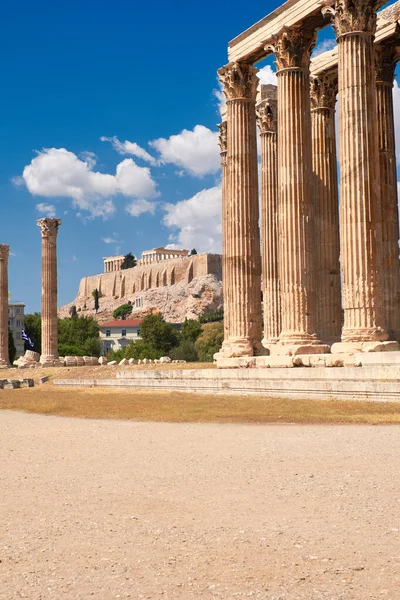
[218,121,227,154]
[0,244,10,259]
[322,0,378,39]
[37,218,62,238]
[266,26,316,72]
[375,44,400,84]
[218,62,259,101]
[310,71,338,111]
[256,99,277,134]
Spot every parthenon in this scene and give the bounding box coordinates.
[216,0,400,364]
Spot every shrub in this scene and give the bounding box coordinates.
[180,318,202,343]
[195,322,224,362]
[169,339,198,362]
[113,303,133,320]
[199,311,224,324]
[125,340,162,360]
[106,348,126,363]
[140,313,179,355]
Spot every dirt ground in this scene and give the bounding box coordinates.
[0,411,399,600]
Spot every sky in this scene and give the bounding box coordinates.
[1,0,398,313]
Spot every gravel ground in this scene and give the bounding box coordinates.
[0,412,399,600]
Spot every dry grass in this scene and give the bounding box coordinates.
[0,387,399,425]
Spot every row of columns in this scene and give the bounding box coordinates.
[104,258,123,273]
[140,252,187,265]
[217,0,400,358]
[0,219,62,367]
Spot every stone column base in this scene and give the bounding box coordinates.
[218,339,267,359]
[0,361,10,369]
[269,343,330,356]
[331,341,399,354]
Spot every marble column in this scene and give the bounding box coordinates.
[218,113,231,346]
[375,45,400,342]
[267,27,328,355]
[37,218,62,366]
[324,0,389,351]
[217,62,263,357]
[310,72,342,344]
[256,85,281,347]
[0,244,10,368]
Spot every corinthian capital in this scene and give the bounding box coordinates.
[266,26,316,71]
[375,44,400,84]
[310,71,338,110]
[0,244,10,259]
[218,121,227,154]
[37,218,62,238]
[256,100,277,134]
[218,62,259,101]
[322,0,378,38]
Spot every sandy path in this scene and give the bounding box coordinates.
[0,412,399,600]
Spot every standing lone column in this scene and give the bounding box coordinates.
[324,0,389,351]
[310,72,342,344]
[218,110,231,346]
[37,218,62,366]
[267,27,328,355]
[256,85,281,347]
[375,45,400,342]
[217,62,263,358]
[0,244,10,368]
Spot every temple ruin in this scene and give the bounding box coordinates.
[216,0,400,365]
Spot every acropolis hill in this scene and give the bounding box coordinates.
[59,247,223,324]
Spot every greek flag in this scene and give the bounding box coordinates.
[21,328,34,349]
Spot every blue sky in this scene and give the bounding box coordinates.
[1,0,397,313]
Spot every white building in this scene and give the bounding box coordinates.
[8,298,25,358]
[99,319,143,354]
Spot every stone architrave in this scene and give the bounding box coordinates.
[218,112,231,345]
[375,44,400,342]
[324,0,390,352]
[266,27,329,355]
[0,244,10,368]
[310,72,342,344]
[37,218,63,366]
[217,62,263,358]
[256,85,281,347]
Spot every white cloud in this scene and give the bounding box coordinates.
[213,83,226,117]
[11,175,25,187]
[100,136,158,165]
[102,236,120,244]
[125,198,156,217]
[150,125,220,177]
[21,148,158,219]
[257,65,277,85]
[35,202,56,217]
[312,38,337,58]
[163,184,222,252]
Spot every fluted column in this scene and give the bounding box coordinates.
[310,72,342,344]
[324,0,389,350]
[256,86,281,347]
[37,218,62,365]
[218,113,231,345]
[267,27,328,355]
[217,62,263,357]
[375,45,400,342]
[0,244,10,368]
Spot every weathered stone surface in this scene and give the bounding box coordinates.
[4,380,20,389]
[159,357,171,364]
[119,358,129,366]
[25,350,40,362]
[128,358,137,365]
[39,376,50,384]
[107,361,117,366]
[21,378,34,388]
[0,244,10,368]
[98,356,108,365]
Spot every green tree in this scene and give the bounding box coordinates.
[140,313,179,355]
[121,252,137,270]
[189,248,197,256]
[199,311,224,324]
[92,289,100,313]
[24,312,42,353]
[58,315,101,357]
[180,318,202,343]
[195,321,224,362]
[8,329,16,364]
[69,305,78,318]
[125,340,161,360]
[169,339,198,362]
[113,303,133,320]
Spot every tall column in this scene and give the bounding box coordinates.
[375,45,400,342]
[267,27,328,355]
[37,218,62,366]
[217,62,263,358]
[218,110,231,347]
[256,85,281,347]
[310,72,342,344]
[324,0,389,351]
[0,244,10,368]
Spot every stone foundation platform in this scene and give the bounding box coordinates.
[53,365,400,402]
